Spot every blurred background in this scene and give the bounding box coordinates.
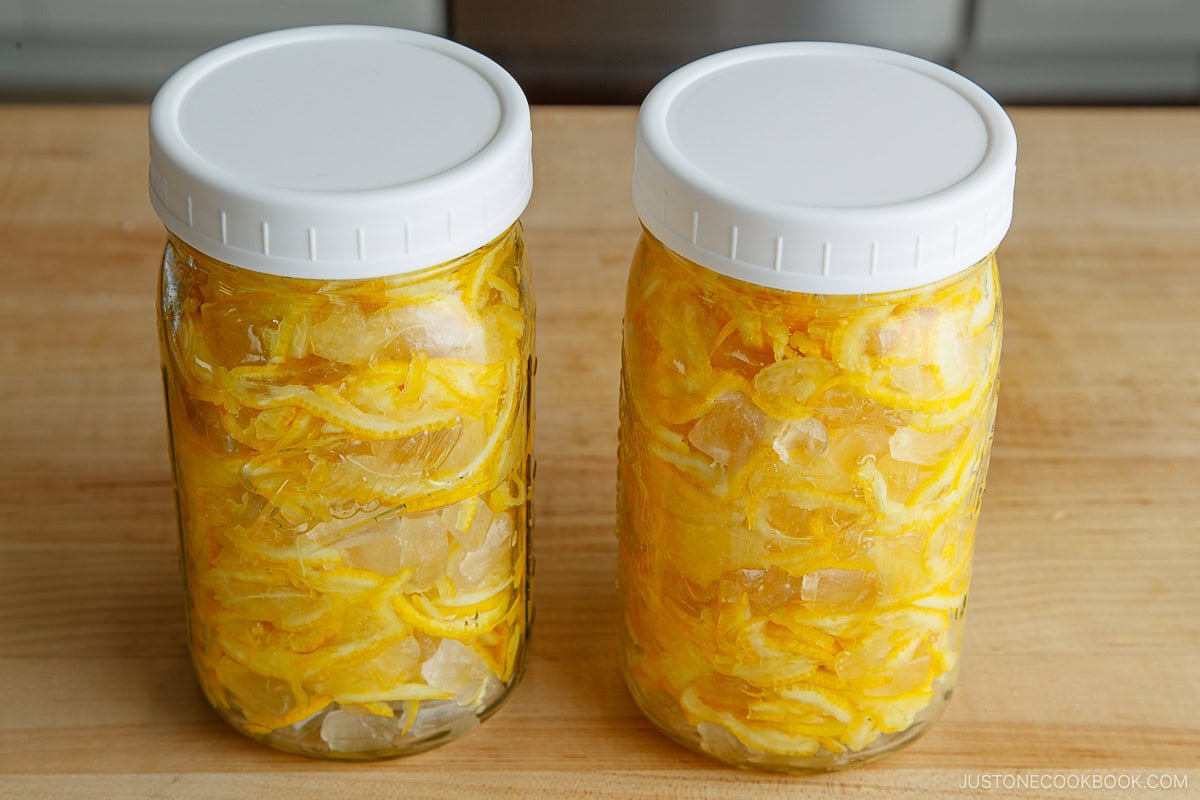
[1,0,1198,104]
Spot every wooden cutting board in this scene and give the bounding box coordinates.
[0,106,1196,798]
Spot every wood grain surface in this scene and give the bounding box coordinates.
[0,106,1197,799]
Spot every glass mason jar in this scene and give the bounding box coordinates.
[150,27,534,760]
[617,43,1016,771]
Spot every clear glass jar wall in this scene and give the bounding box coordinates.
[617,230,1001,771]
[158,225,534,760]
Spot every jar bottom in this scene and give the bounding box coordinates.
[201,647,528,761]
[622,667,952,773]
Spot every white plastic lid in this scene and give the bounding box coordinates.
[149,26,532,279]
[633,42,1017,294]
